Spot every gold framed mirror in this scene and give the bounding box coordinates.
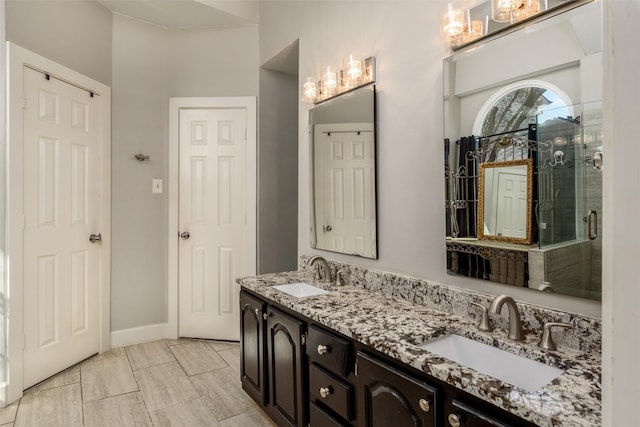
[477,159,533,244]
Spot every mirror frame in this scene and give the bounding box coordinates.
[477,159,533,245]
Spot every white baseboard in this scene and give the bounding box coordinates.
[110,323,171,348]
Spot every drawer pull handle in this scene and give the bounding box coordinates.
[317,344,329,355]
[319,386,333,399]
[448,413,462,427]
[418,398,430,413]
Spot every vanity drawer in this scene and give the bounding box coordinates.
[309,363,354,421]
[310,401,348,427]
[307,325,352,376]
[447,399,513,427]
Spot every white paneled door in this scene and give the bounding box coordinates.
[314,124,376,257]
[178,108,247,340]
[494,169,528,238]
[22,67,102,388]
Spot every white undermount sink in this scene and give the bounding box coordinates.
[271,283,330,298]
[418,334,564,392]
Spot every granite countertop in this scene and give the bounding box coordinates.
[238,270,601,427]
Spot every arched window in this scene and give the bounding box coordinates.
[473,80,573,161]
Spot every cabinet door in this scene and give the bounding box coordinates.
[240,292,266,405]
[357,352,438,427]
[267,306,306,427]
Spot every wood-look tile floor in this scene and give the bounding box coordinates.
[0,339,276,427]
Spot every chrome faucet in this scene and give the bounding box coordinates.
[308,255,334,283]
[489,295,525,341]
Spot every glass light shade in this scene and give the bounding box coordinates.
[514,0,540,21]
[321,65,338,99]
[443,6,464,46]
[322,66,338,89]
[463,19,484,44]
[343,54,364,88]
[302,77,317,102]
[491,0,524,23]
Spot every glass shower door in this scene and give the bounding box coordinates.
[536,102,602,299]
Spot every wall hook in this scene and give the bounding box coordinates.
[134,154,150,162]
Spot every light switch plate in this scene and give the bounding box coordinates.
[152,179,163,194]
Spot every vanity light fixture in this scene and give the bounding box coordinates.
[302,56,376,104]
[443,0,584,50]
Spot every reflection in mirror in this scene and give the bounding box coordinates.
[478,159,533,244]
[443,1,602,300]
[310,84,377,258]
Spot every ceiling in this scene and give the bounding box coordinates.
[97,0,258,29]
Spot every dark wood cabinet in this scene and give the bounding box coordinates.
[240,290,537,427]
[240,292,266,405]
[357,351,439,427]
[266,305,307,427]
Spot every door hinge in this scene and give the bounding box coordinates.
[355,359,358,376]
[21,93,27,109]
[23,334,25,350]
[22,214,26,230]
[301,332,307,346]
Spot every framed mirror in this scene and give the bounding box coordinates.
[444,1,602,300]
[477,159,533,244]
[310,84,377,258]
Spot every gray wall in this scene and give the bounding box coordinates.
[111,14,168,330]
[111,15,259,331]
[258,0,600,317]
[166,26,259,97]
[5,0,112,85]
[258,67,299,273]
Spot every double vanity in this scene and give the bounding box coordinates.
[238,257,601,427]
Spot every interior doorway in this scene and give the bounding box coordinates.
[7,43,111,402]
[168,97,256,340]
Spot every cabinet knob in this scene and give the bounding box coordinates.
[263,313,268,321]
[418,398,430,413]
[254,308,260,316]
[317,344,329,355]
[319,386,333,399]
[448,413,462,427]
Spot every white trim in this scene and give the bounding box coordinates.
[167,97,257,340]
[472,79,575,136]
[6,43,111,403]
[110,323,170,349]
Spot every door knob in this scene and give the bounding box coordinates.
[89,233,102,244]
[324,225,332,232]
[180,231,190,240]
[319,387,333,399]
